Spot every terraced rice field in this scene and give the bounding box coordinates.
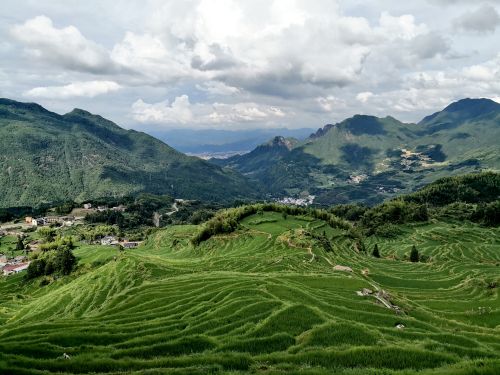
[0,212,499,374]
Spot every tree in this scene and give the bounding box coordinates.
[410,245,419,262]
[56,248,77,275]
[38,227,56,243]
[372,244,380,258]
[16,235,24,250]
[282,212,288,220]
[26,258,46,280]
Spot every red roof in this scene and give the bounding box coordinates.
[3,263,29,272]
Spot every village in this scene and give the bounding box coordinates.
[276,195,315,206]
[0,203,140,277]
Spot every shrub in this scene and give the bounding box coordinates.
[410,245,419,263]
[25,244,78,280]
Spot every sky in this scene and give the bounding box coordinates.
[1,0,499,131]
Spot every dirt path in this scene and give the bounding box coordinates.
[165,202,179,216]
[247,229,273,240]
[281,237,314,262]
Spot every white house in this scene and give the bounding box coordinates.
[31,218,47,226]
[101,236,119,246]
[3,262,30,276]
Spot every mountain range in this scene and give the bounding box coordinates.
[213,98,500,205]
[0,97,498,208]
[0,98,256,207]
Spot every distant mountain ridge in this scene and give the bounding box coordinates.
[214,98,500,205]
[149,127,314,155]
[0,98,257,207]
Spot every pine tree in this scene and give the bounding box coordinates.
[372,244,380,258]
[410,245,419,262]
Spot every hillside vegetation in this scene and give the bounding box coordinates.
[0,98,256,207]
[216,98,500,205]
[1,184,499,373]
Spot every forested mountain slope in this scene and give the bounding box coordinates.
[0,99,257,207]
[215,98,500,205]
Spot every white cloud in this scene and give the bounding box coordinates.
[316,95,346,112]
[10,15,113,73]
[111,32,196,83]
[356,92,374,103]
[24,81,121,99]
[353,53,500,117]
[195,81,240,95]
[131,95,286,128]
[377,12,427,40]
[207,102,286,124]
[410,32,450,59]
[453,4,500,33]
[131,95,193,124]
[3,1,500,130]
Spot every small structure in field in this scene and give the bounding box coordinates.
[356,288,373,297]
[333,265,353,272]
[122,241,140,249]
[101,236,119,246]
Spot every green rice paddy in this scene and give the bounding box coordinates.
[0,211,499,374]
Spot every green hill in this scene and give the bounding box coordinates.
[400,171,500,206]
[0,98,257,207]
[215,98,500,205]
[1,190,499,373]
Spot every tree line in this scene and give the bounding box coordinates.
[191,203,352,245]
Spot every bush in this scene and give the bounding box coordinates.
[410,245,419,263]
[360,200,428,236]
[373,223,403,238]
[25,239,78,280]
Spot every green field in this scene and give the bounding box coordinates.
[1,211,499,374]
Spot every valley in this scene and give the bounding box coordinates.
[2,2,499,374]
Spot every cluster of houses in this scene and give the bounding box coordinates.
[0,254,30,276]
[83,203,126,212]
[24,203,127,229]
[100,236,140,249]
[26,216,76,227]
[276,195,315,206]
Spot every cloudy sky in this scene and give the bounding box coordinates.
[1,0,499,131]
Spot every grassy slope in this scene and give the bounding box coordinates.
[0,212,499,374]
[0,99,256,207]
